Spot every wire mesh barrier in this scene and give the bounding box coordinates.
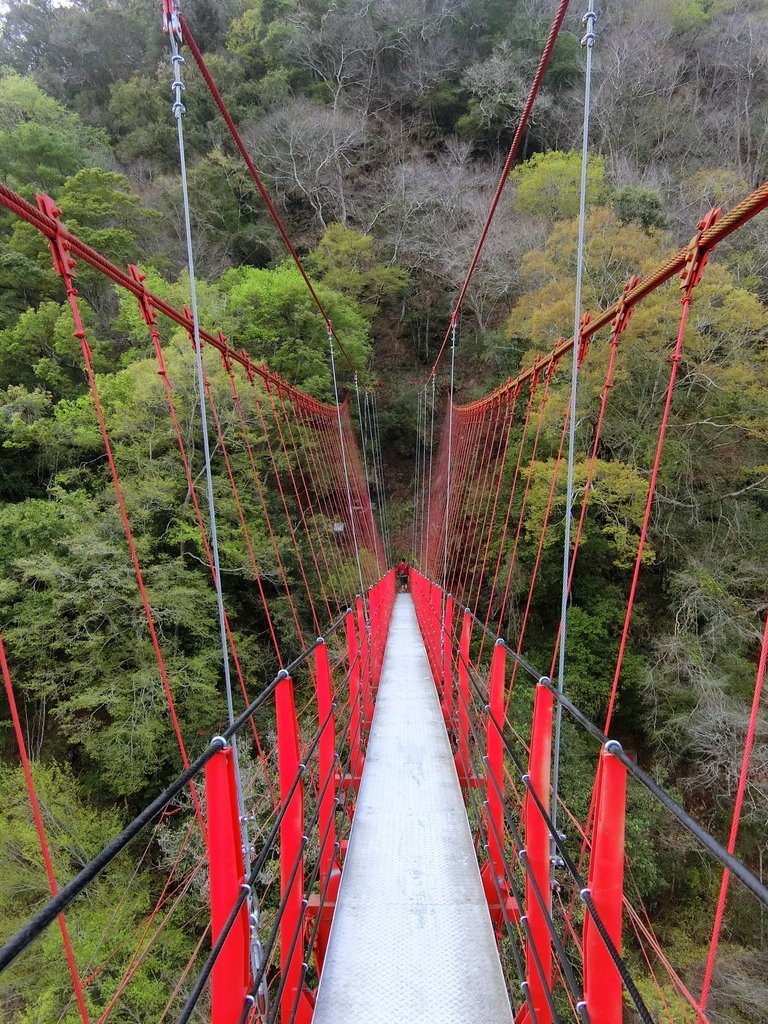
[0,573,396,1023]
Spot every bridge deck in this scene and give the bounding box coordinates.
[313,594,513,1024]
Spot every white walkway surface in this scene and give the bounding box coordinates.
[312,594,513,1024]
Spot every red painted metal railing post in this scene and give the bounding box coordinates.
[345,609,363,782]
[275,672,306,1024]
[205,743,250,1024]
[583,743,627,1024]
[456,609,473,785]
[441,594,455,727]
[357,595,372,732]
[485,640,507,888]
[368,583,381,688]
[308,638,341,975]
[525,682,553,1024]
[314,637,338,890]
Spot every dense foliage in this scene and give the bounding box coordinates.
[1,0,767,1020]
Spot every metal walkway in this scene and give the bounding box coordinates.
[313,595,513,1024]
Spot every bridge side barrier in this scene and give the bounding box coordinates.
[411,571,768,1024]
[0,572,397,1024]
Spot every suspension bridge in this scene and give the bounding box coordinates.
[1,1,768,1023]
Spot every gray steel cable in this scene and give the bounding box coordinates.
[552,0,597,855]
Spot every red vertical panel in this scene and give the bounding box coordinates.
[346,609,362,777]
[314,640,336,885]
[356,596,372,732]
[442,594,455,727]
[584,746,626,1024]
[457,610,472,782]
[525,683,553,1024]
[276,675,304,1024]
[205,746,250,1024]
[486,641,507,886]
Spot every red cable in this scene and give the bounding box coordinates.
[697,610,768,1019]
[495,360,558,639]
[467,393,514,604]
[446,411,482,595]
[604,280,701,732]
[229,364,309,648]
[455,400,505,603]
[547,289,634,677]
[291,401,350,598]
[279,390,344,615]
[137,294,277,803]
[264,381,335,624]
[481,369,542,655]
[51,262,205,834]
[178,17,357,374]
[504,393,570,715]
[472,387,519,620]
[428,0,573,379]
[245,374,316,642]
[0,638,91,1024]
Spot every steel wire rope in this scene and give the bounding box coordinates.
[368,391,391,566]
[425,375,437,574]
[441,320,458,648]
[374,395,392,565]
[553,0,598,857]
[175,6,357,374]
[166,13,255,935]
[0,640,91,1023]
[0,617,346,974]
[354,374,383,577]
[328,328,367,602]
[427,0,573,382]
[413,388,423,562]
[175,697,349,1024]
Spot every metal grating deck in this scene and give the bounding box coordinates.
[312,594,513,1024]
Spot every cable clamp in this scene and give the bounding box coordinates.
[210,735,229,751]
[579,886,591,902]
[679,206,722,293]
[577,311,594,367]
[604,739,623,757]
[162,0,183,44]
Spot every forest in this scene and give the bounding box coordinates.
[0,0,767,1020]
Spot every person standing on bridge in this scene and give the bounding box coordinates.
[395,559,410,592]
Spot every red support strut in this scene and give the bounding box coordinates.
[522,683,553,1024]
[205,743,251,1024]
[583,743,627,1024]
[275,673,312,1024]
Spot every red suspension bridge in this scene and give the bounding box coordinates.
[1,2,768,1024]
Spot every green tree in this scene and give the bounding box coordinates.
[219,262,372,397]
[510,150,609,223]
